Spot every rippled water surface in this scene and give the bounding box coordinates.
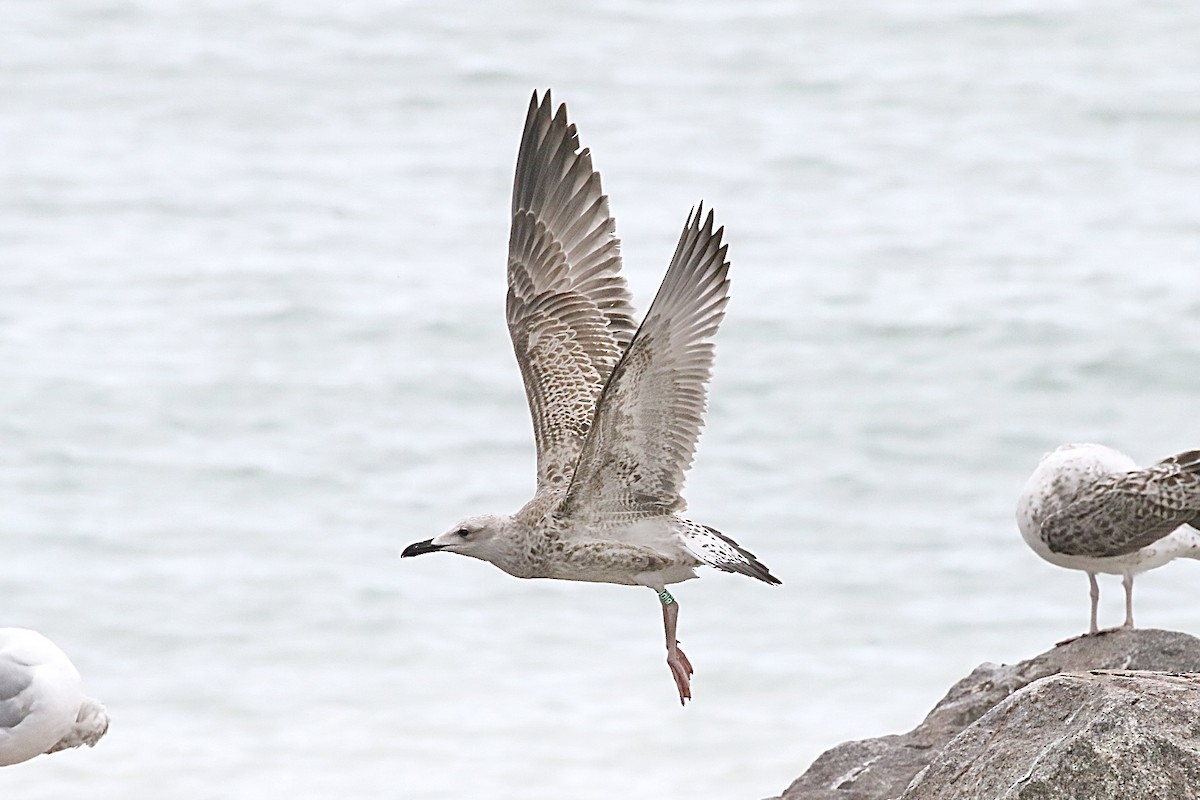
[3,2,1200,798]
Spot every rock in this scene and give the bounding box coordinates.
[901,671,1200,800]
[775,629,1200,800]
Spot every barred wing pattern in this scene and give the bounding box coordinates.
[507,91,638,493]
[561,206,730,521]
[1043,449,1200,557]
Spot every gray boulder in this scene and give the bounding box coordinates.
[901,670,1200,799]
[776,629,1200,800]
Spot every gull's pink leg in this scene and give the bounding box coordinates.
[659,589,692,705]
[1088,572,1100,635]
[1121,573,1135,629]
[1057,572,1102,646]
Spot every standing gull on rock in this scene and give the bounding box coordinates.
[402,91,780,704]
[0,628,109,766]
[1017,443,1200,635]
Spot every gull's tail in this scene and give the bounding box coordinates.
[48,697,109,754]
[1159,449,1200,534]
[684,524,781,585]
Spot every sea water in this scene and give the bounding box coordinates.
[3,1,1200,798]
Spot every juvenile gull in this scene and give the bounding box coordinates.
[402,91,779,704]
[0,628,109,766]
[1016,443,1200,635]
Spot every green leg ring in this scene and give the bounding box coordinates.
[658,589,675,606]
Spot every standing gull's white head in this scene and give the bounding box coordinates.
[402,91,780,704]
[1016,443,1200,636]
[0,627,109,767]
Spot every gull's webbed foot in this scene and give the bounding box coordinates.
[667,642,693,705]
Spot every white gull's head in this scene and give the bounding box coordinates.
[401,514,524,571]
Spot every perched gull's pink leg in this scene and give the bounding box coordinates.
[1057,572,1103,646]
[1121,572,1136,629]
[659,589,692,705]
[1088,571,1101,635]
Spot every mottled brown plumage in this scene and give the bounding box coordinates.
[1017,443,1200,635]
[507,91,636,493]
[402,91,779,705]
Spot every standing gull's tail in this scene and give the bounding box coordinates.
[1164,449,1200,534]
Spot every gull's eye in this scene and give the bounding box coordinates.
[456,528,470,537]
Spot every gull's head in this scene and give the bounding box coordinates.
[401,514,513,567]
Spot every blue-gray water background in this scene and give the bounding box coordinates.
[3,1,1200,797]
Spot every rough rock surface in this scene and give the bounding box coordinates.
[775,629,1200,800]
[900,670,1200,799]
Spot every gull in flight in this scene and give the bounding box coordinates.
[402,91,779,704]
[0,628,109,766]
[1016,443,1200,635]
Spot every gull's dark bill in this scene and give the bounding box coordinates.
[400,539,445,558]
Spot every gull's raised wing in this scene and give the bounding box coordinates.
[507,91,637,493]
[1043,449,1200,557]
[560,205,730,521]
